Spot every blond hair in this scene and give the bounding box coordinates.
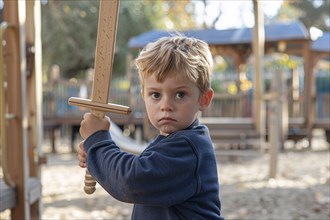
[135,36,213,94]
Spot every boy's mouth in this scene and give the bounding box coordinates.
[159,117,176,122]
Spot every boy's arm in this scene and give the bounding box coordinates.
[84,133,199,206]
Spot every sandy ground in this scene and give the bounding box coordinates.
[1,130,330,220]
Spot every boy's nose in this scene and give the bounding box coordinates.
[160,97,173,111]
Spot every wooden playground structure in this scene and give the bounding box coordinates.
[0,0,329,219]
[42,21,330,153]
[0,0,44,219]
[127,21,330,150]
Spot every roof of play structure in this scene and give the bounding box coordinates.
[128,21,310,49]
[128,21,330,54]
[311,32,330,53]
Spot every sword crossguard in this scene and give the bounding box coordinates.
[68,97,131,116]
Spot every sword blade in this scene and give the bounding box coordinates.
[91,0,119,117]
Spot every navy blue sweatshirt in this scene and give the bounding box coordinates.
[83,120,224,220]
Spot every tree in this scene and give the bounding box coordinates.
[116,0,196,76]
[41,0,197,79]
[277,0,330,32]
[198,0,222,29]
[42,0,99,78]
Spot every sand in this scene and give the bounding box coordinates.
[1,130,329,220]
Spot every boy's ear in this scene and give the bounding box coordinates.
[199,88,214,111]
[140,89,144,100]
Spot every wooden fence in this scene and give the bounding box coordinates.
[43,76,131,152]
[43,74,330,150]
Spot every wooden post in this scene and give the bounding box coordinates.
[3,0,42,219]
[280,70,288,149]
[252,0,265,147]
[269,70,287,178]
[26,0,43,218]
[3,0,30,218]
[291,67,300,117]
[269,72,280,178]
[26,0,43,174]
[303,41,315,147]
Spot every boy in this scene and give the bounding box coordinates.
[78,36,224,219]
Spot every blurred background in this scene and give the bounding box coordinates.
[0,0,329,219]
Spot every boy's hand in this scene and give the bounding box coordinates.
[78,141,87,168]
[79,112,111,139]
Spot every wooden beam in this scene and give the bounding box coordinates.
[3,0,30,218]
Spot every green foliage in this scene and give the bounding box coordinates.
[278,0,330,32]
[41,0,197,80]
[211,78,224,93]
[42,0,99,78]
[264,54,299,71]
[213,55,228,73]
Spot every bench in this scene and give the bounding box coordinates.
[0,177,41,212]
[287,118,330,143]
[199,117,261,149]
[0,179,16,211]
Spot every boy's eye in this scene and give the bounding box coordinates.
[175,91,185,99]
[151,92,161,99]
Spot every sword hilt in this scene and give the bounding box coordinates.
[68,96,131,194]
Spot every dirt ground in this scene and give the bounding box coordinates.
[1,130,330,220]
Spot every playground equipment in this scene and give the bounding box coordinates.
[0,0,44,219]
[40,16,329,161]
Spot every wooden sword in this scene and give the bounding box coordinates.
[68,0,131,194]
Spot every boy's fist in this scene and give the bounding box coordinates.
[79,112,111,139]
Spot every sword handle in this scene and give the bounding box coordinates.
[84,169,96,194]
[83,110,105,194]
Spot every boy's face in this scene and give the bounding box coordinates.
[142,72,212,136]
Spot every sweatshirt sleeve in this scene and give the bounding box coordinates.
[83,130,199,206]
